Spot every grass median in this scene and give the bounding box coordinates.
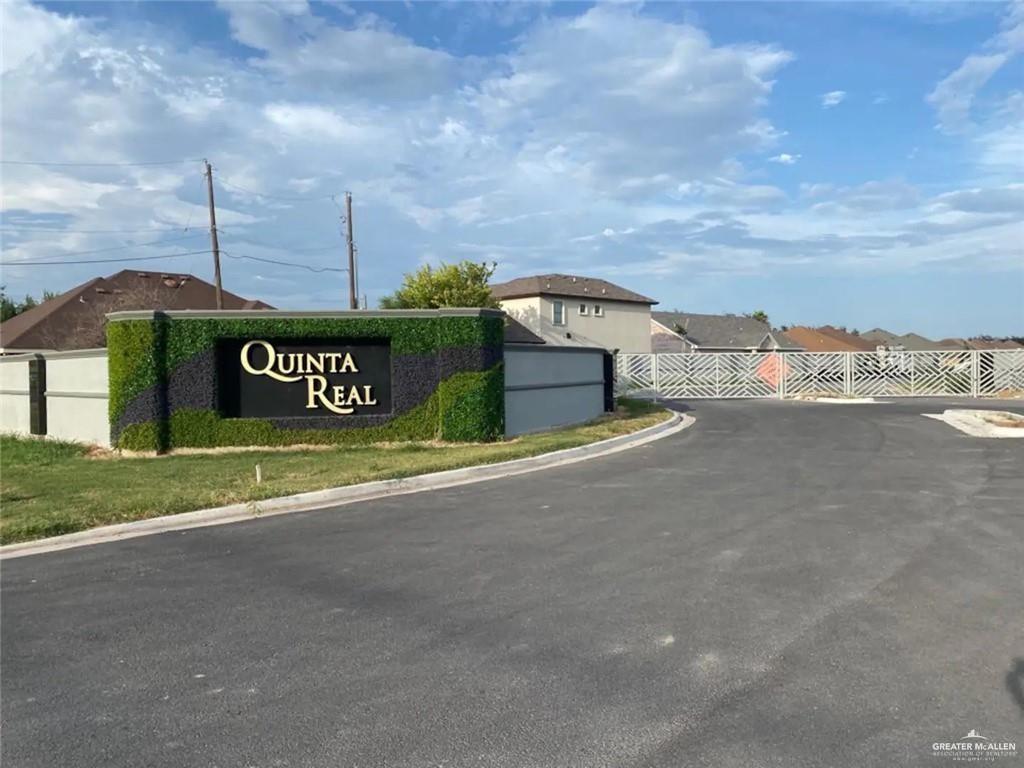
[0,399,668,544]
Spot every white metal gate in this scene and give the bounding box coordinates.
[616,350,1024,400]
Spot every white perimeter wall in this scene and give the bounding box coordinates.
[0,349,110,446]
[0,357,32,436]
[505,344,606,437]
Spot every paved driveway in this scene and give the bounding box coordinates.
[3,399,1023,767]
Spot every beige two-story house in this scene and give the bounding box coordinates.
[491,274,657,353]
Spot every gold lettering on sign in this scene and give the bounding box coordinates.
[240,340,379,416]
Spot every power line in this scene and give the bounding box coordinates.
[227,241,343,254]
[0,159,202,167]
[1,232,206,259]
[222,250,347,274]
[0,224,203,235]
[0,250,212,266]
[2,247,349,274]
[217,177,336,202]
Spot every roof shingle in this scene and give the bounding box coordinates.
[652,311,798,350]
[0,270,272,351]
[782,326,877,352]
[491,274,657,305]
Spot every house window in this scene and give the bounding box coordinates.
[578,303,588,316]
[552,300,565,326]
[593,304,604,317]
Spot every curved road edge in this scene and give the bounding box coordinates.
[1,410,695,560]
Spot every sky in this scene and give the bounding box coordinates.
[1,0,1022,338]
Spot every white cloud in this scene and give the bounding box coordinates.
[262,103,372,142]
[468,5,792,196]
[0,0,1019,315]
[821,90,846,108]
[973,91,1024,175]
[928,52,1009,132]
[217,1,457,100]
[0,0,79,74]
[928,1,1024,133]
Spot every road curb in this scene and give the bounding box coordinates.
[924,409,1024,438]
[1,411,694,559]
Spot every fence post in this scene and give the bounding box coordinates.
[651,353,659,396]
[777,353,785,399]
[971,350,979,398]
[28,354,47,436]
[844,353,852,396]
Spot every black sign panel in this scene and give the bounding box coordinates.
[218,339,392,418]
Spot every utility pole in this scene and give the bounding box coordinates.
[204,159,224,309]
[345,192,357,309]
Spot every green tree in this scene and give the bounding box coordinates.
[0,287,56,322]
[0,289,17,322]
[379,261,500,309]
[748,310,769,324]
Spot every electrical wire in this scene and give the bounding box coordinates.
[0,225,203,234]
[2,248,348,274]
[0,159,203,167]
[0,250,212,266]
[222,250,346,273]
[227,241,342,254]
[217,177,336,202]
[1,232,206,259]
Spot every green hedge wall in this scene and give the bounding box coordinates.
[108,312,505,451]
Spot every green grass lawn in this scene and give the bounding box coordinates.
[0,400,667,544]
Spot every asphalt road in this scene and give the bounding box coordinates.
[3,399,1023,767]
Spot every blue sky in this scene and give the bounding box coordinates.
[1,0,1022,337]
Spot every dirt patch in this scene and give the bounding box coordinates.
[994,388,1024,399]
[979,412,1024,428]
[84,445,117,460]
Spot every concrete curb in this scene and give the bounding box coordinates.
[924,409,1024,438]
[791,397,879,404]
[1,411,694,559]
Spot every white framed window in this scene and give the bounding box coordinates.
[593,304,604,317]
[578,303,588,316]
[552,300,565,326]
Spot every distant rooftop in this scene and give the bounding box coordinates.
[491,274,657,305]
[652,311,791,350]
[0,270,273,352]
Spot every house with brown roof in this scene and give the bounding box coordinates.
[0,270,273,353]
[936,337,1023,351]
[862,328,946,351]
[783,326,877,353]
[650,311,803,353]
[490,274,657,352]
[966,338,1024,350]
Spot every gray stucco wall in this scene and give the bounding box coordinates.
[504,344,606,436]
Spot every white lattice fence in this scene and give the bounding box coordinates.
[718,353,777,397]
[909,351,972,396]
[617,350,1024,400]
[656,354,717,398]
[782,353,847,397]
[616,353,654,395]
[980,350,1024,396]
[851,350,907,397]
